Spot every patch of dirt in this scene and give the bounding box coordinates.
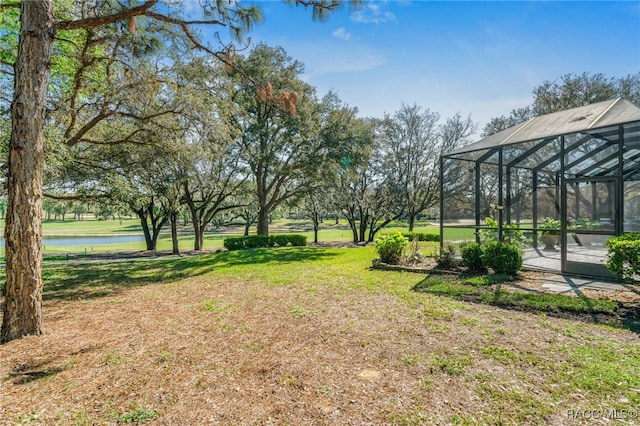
[0,256,638,425]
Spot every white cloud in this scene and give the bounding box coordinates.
[352,3,396,24]
[332,27,352,40]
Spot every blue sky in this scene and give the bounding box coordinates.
[202,1,640,137]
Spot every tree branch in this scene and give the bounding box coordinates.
[55,0,159,30]
[143,11,259,87]
[65,110,114,146]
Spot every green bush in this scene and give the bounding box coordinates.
[223,234,307,251]
[480,240,523,275]
[402,232,440,242]
[460,242,485,271]
[375,232,409,264]
[286,234,307,246]
[436,244,459,269]
[223,237,245,250]
[605,233,640,280]
[245,235,272,248]
[271,234,289,247]
[480,217,527,247]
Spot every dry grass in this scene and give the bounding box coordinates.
[0,247,639,425]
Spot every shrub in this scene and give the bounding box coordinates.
[404,237,425,264]
[223,237,245,250]
[436,244,459,269]
[245,235,272,248]
[223,234,307,251]
[480,240,523,275]
[460,242,485,271]
[480,217,526,247]
[271,234,289,247]
[286,234,307,246]
[605,233,640,280]
[402,232,440,242]
[480,216,499,242]
[375,232,409,264]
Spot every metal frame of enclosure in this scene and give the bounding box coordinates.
[439,98,640,279]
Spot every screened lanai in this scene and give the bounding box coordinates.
[439,98,640,279]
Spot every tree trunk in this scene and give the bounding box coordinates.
[342,208,359,243]
[195,227,204,251]
[350,224,358,243]
[244,221,251,236]
[183,189,202,251]
[139,213,154,250]
[170,212,179,255]
[2,1,54,343]
[151,225,163,251]
[368,221,378,242]
[257,208,269,236]
[408,214,416,232]
[192,218,202,250]
[358,218,367,243]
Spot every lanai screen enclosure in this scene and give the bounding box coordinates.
[439,98,640,279]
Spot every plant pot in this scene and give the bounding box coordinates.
[575,233,594,246]
[541,234,558,250]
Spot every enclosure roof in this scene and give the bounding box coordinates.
[446,98,640,156]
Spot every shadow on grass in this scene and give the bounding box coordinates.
[42,255,217,301]
[213,246,339,268]
[9,366,65,385]
[41,247,338,302]
[121,223,143,232]
[412,275,640,334]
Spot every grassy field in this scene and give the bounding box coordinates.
[9,218,441,256]
[0,246,638,424]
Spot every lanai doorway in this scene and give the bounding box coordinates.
[562,178,618,278]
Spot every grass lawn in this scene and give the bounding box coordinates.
[40,218,144,235]
[31,218,437,257]
[1,246,638,425]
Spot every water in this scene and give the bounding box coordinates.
[45,235,145,247]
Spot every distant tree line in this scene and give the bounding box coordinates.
[2,37,476,250]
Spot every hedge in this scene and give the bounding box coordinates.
[223,234,307,251]
[480,240,523,275]
[605,232,640,280]
[460,242,485,271]
[401,232,440,242]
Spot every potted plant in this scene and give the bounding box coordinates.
[481,217,526,247]
[539,217,560,250]
[570,217,600,246]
